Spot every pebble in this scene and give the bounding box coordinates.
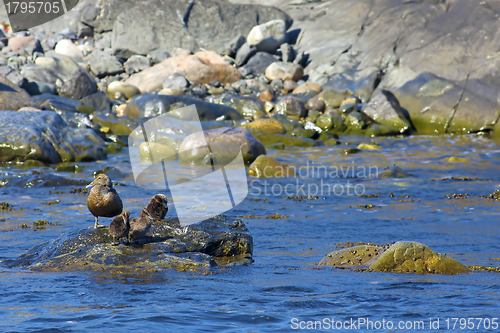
[107,81,141,100]
[265,62,304,82]
[258,89,274,102]
[247,20,286,53]
[293,82,322,94]
[55,39,83,58]
[8,36,34,52]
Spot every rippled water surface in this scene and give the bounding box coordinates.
[1,135,500,332]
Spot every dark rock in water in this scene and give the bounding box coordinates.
[81,91,111,112]
[344,111,366,130]
[124,55,152,75]
[0,75,38,110]
[239,52,278,76]
[91,113,144,136]
[109,0,291,58]
[179,127,266,164]
[58,68,99,100]
[124,94,243,120]
[4,216,253,272]
[235,43,257,67]
[275,96,307,119]
[0,173,87,188]
[0,111,106,163]
[361,90,411,134]
[378,165,412,179]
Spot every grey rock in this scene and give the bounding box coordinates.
[58,68,99,100]
[124,55,151,75]
[32,94,94,128]
[344,111,366,130]
[361,90,411,134]
[280,43,295,62]
[124,94,243,120]
[21,53,81,84]
[246,20,287,53]
[24,39,43,56]
[275,96,307,118]
[179,127,266,164]
[270,78,284,90]
[239,52,277,75]
[77,22,94,39]
[223,35,246,58]
[235,43,257,67]
[23,80,57,96]
[0,111,106,163]
[148,49,171,64]
[0,75,38,110]
[95,33,112,50]
[81,91,111,112]
[46,34,64,49]
[58,28,77,40]
[110,0,292,58]
[162,73,189,90]
[88,51,123,78]
[6,70,25,87]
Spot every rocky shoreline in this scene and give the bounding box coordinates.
[0,0,495,275]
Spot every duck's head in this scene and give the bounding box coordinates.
[86,174,113,188]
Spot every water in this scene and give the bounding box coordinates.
[1,134,500,332]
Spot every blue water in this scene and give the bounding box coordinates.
[1,135,500,332]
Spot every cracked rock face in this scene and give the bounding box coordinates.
[4,216,253,272]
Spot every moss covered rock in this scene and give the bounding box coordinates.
[250,130,315,148]
[5,216,253,272]
[369,242,470,275]
[243,118,286,135]
[247,155,296,178]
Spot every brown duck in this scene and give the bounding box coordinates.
[109,210,130,245]
[86,174,123,228]
[146,194,168,221]
[128,208,152,243]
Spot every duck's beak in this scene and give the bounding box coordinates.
[86,179,95,189]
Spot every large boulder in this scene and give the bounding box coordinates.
[109,0,292,58]
[179,127,266,164]
[4,216,253,272]
[361,90,411,134]
[319,241,470,275]
[246,19,287,53]
[123,94,243,120]
[0,111,106,163]
[126,51,243,92]
[0,75,38,111]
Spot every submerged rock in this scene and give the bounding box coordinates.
[247,155,295,178]
[0,111,106,163]
[319,241,469,275]
[4,216,253,272]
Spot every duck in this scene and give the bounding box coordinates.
[146,194,168,221]
[109,210,130,245]
[128,208,153,243]
[86,174,123,228]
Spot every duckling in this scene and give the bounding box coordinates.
[109,210,130,245]
[128,208,152,243]
[146,194,168,221]
[86,174,123,228]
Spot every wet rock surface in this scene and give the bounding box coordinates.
[319,241,470,275]
[4,216,253,272]
[0,111,106,163]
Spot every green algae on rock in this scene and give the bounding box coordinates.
[370,241,470,274]
[319,242,469,275]
[4,216,253,272]
[247,155,296,178]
